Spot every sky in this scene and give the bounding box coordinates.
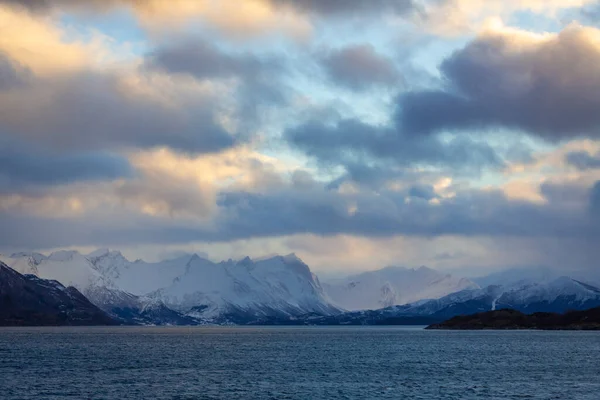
[1,0,600,277]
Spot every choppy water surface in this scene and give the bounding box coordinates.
[1,326,599,399]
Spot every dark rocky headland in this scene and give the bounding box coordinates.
[426,307,600,330]
[0,261,117,326]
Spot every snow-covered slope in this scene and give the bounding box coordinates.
[151,254,340,322]
[87,249,190,295]
[388,277,600,318]
[323,266,479,311]
[500,277,600,312]
[4,250,109,293]
[0,252,47,275]
[271,277,600,326]
[1,250,153,321]
[472,267,560,288]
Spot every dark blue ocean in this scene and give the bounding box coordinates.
[1,326,599,399]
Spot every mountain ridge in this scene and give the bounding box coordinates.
[0,261,116,326]
[1,249,341,325]
[3,249,599,326]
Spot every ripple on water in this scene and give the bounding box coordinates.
[0,327,599,399]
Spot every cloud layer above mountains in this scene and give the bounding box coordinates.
[1,0,600,273]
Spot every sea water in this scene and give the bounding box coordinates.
[1,326,599,399]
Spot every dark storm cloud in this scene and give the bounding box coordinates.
[566,151,600,170]
[0,141,132,192]
[319,44,401,90]
[0,71,236,154]
[398,25,600,140]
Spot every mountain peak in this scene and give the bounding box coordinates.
[236,256,253,266]
[48,250,81,262]
[87,248,110,258]
[281,253,304,264]
[87,249,129,267]
[9,251,46,264]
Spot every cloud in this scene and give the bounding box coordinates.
[591,181,600,214]
[0,0,52,12]
[318,44,401,90]
[418,0,596,35]
[0,52,31,90]
[0,6,238,155]
[113,147,288,220]
[145,38,288,122]
[268,0,416,17]
[399,23,600,141]
[285,118,503,183]
[566,151,600,170]
[0,140,132,193]
[1,0,600,278]
[146,39,282,80]
[0,6,92,75]
[0,0,313,39]
[2,175,599,251]
[0,71,236,154]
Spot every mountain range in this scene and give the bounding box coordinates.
[1,250,340,325]
[2,249,599,326]
[269,276,600,325]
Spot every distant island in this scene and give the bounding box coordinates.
[426,307,600,330]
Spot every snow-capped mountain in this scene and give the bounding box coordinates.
[323,266,479,311]
[3,250,111,296]
[259,276,600,325]
[0,252,46,275]
[0,250,340,324]
[472,266,560,288]
[6,248,598,326]
[0,250,153,323]
[151,254,339,323]
[87,249,191,295]
[388,276,600,319]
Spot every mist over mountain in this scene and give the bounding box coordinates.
[323,266,478,310]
